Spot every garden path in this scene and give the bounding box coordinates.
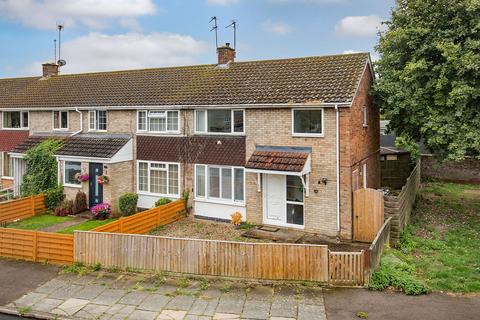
[40,215,89,233]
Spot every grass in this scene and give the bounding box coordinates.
[7,214,72,230]
[56,218,116,234]
[372,182,480,293]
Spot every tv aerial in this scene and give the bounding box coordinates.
[56,24,67,67]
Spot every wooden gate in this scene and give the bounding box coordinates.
[353,188,384,242]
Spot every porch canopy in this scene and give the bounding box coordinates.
[245,146,312,195]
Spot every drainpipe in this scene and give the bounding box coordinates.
[71,108,83,136]
[335,104,340,232]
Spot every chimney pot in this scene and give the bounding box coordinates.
[217,43,236,65]
[42,62,59,77]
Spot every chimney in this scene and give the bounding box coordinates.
[217,43,235,65]
[42,62,59,77]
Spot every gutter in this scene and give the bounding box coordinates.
[71,108,83,136]
[335,104,341,233]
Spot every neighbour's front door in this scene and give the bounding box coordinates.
[89,163,104,208]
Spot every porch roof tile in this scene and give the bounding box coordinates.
[245,148,310,172]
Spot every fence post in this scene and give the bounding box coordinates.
[33,231,38,262]
[30,196,36,216]
[119,217,124,233]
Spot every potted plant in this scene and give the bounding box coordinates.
[97,175,109,185]
[230,212,243,229]
[90,203,112,220]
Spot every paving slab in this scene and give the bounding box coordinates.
[215,295,245,315]
[74,303,110,318]
[118,290,149,305]
[31,298,63,313]
[270,300,298,318]
[158,309,188,319]
[94,289,126,306]
[138,294,172,312]
[13,292,48,308]
[242,299,271,319]
[54,298,90,316]
[165,295,196,311]
[48,283,83,299]
[212,313,240,320]
[298,304,327,320]
[73,284,107,300]
[129,309,158,320]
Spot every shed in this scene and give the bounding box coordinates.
[380,147,412,189]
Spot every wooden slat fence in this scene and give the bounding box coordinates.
[366,217,392,281]
[92,200,185,234]
[0,228,73,265]
[0,194,47,224]
[74,232,330,282]
[329,251,365,286]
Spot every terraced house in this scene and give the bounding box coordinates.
[0,46,379,239]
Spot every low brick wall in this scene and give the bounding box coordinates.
[384,161,421,243]
[421,155,480,184]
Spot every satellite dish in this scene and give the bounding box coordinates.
[57,59,66,66]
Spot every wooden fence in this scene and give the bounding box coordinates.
[366,217,392,280]
[329,251,366,286]
[0,194,47,224]
[75,232,330,282]
[92,200,185,234]
[0,228,73,265]
[384,161,421,243]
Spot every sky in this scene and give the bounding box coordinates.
[0,0,396,78]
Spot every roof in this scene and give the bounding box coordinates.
[137,135,245,167]
[0,53,370,109]
[380,146,410,155]
[0,130,30,152]
[0,77,40,102]
[12,134,130,158]
[245,146,311,173]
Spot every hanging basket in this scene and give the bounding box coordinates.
[97,175,110,185]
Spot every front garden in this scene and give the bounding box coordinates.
[370,182,480,294]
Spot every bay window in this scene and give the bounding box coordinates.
[53,111,69,130]
[88,110,107,131]
[195,165,244,203]
[2,111,28,129]
[137,110,179,133]
[195,109,244,134]
[137,161,180,197]
[64,161,81,186]
[292,108,323,136]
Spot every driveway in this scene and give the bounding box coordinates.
[0,258,59,306]
[324,287,480,320]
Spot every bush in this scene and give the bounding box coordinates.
[368,253,428,295]
[91,203,112,220]
[54,199,74,216]
[73,191,88,214]
[44,186,65,210]
[155,197,171,207]
[119,193,138,216]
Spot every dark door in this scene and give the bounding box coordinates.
[89,163,104,208]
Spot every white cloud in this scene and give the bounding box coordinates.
[24,32,209,75]
[335,15,385,37]
[207,0,239,5]
[343,50,380,62]
[262,20,292,35]
[0,0,156,30]
[269,0,348,4]
[343,50,361,54]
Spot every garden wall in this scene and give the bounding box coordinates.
[384,161,420,243]
[421,155,480,184]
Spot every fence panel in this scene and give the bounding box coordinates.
[0,194,47,224]
[366,217,392,281]
[0,228,73,265]
[75,232,330,282]
[92,200,185,234]
[329,251,365,286]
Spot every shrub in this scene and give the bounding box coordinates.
[155,197,172,207]
[368,253,428,295]
[54,199,74,216]
[72,191,88,214]
[91,203,112,220]
[118,193,138,216]
[44,185,65,210]
[230,212,242,226]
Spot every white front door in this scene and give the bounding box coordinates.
[263,174,286,224]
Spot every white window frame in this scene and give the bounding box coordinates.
[285,175,305,227]
[136,160,181,198]
[63,161,82,188]
[362,106,368,128]
[52,111,69,131]
[292,108,324,137]
[363,163,367,189]
[88,110,108,132]
[1,111,29,130]
[194,164,245,205]
[194,109,245,135]
[1,152,14,179]
[136,110,180,134]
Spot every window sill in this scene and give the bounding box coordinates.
[136,132,182,136]
[1,176,13,180]
[53,128,69,132]
[88,130,107,133]
[194,132,246,136]
[292,133,324,138]
[64,183,82,189]
[137,191,180,199]
[194,197,245,207]
[1,128,29,131]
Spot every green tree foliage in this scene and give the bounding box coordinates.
[21,139,64,196]
[373,0,480,160]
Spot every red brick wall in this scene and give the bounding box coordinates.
[339,64,381,239]
[1,178,13,190]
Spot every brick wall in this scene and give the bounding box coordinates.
[29,111,81,134]
[421,155,480,184]
[105,161,134,213]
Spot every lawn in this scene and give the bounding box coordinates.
[375,182,480,293]
[7,214,72,230]
[56,219,117,234]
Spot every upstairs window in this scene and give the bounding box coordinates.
[195,109,244,134]
[53,111,69,130]
[362,106,368,127]
[2,111,28,129]
[137,110,179,133]
[292,108,323,136]
[88,110,107,131]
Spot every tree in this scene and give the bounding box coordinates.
[373,0,480,160]
[21,139,64,196]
